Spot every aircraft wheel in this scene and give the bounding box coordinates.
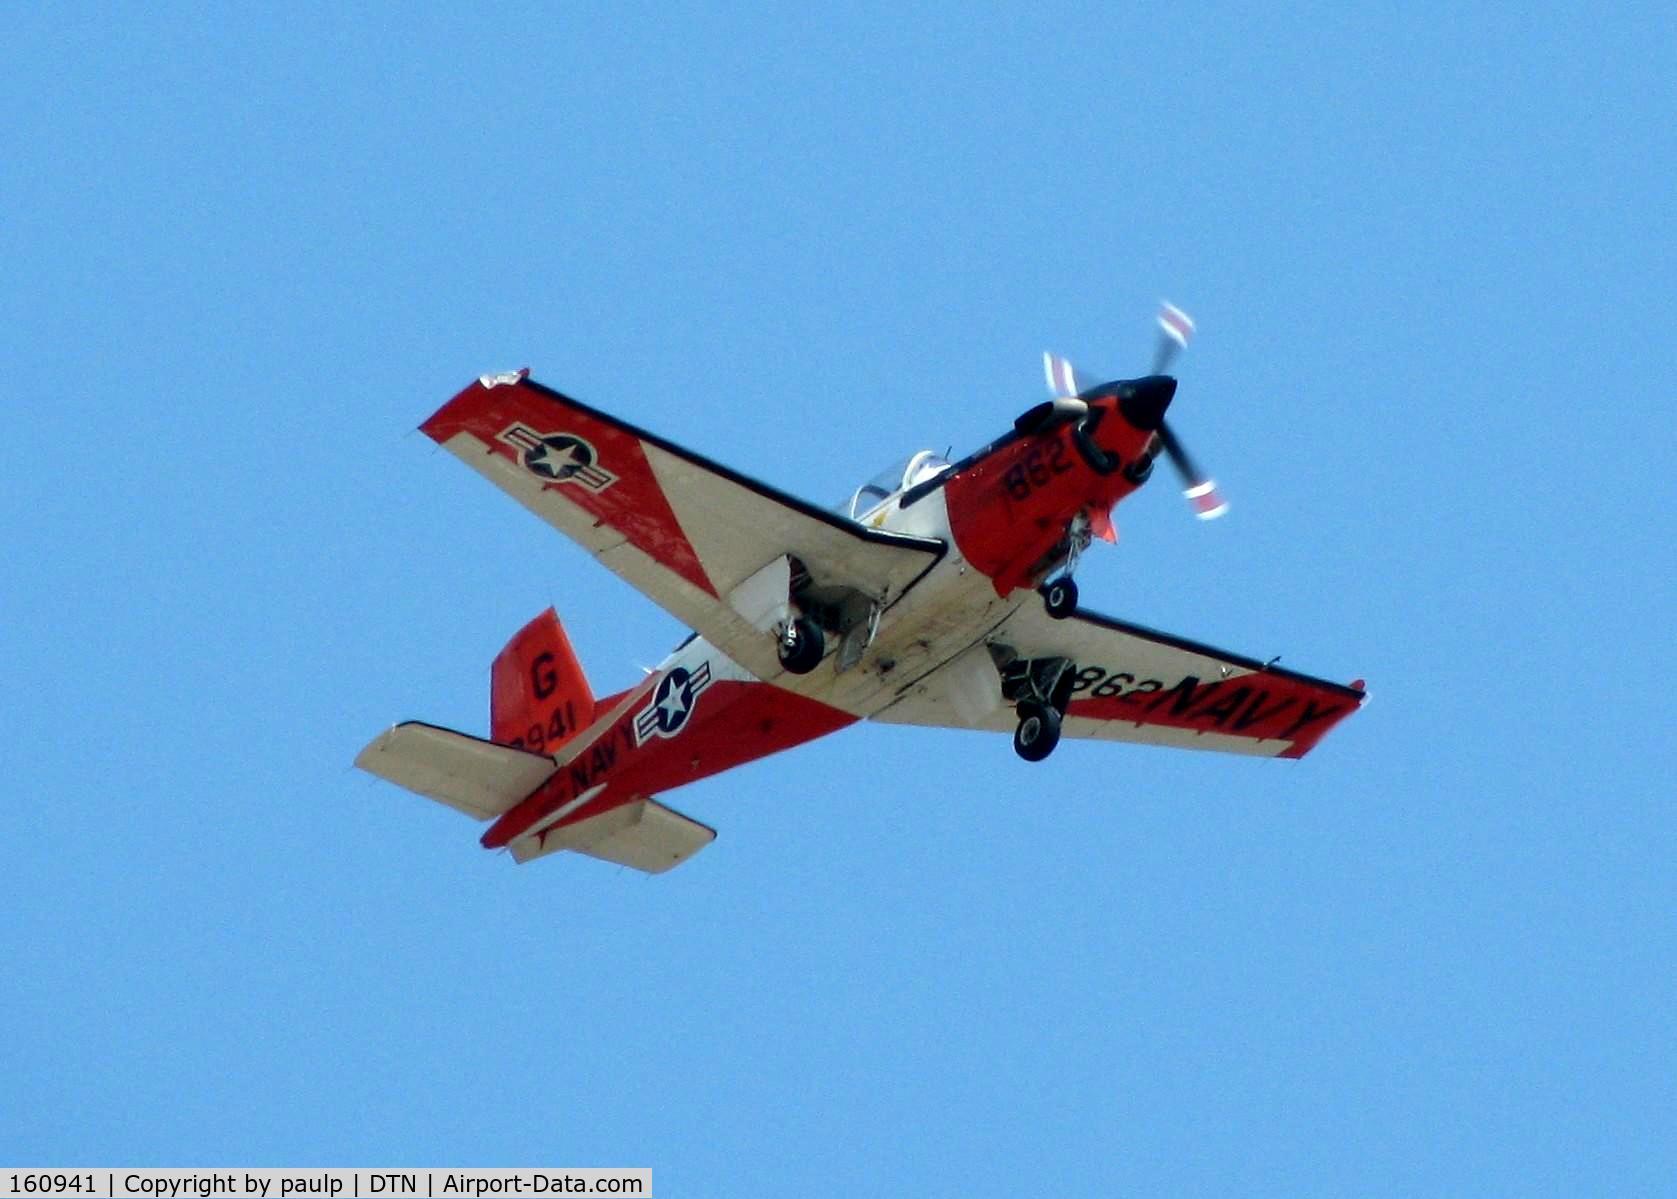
[1013,701,1062,763]
[1042,576,1078,620]
[777,618,825,675]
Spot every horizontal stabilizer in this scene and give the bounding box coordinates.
[356,721,557,821]
[509,797,715,873]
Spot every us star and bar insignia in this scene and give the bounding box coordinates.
[499,425,619,492]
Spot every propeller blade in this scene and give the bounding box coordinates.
[1151,301,1196,375]
[1184,479,1230,521]
[1042,351,1097,399]
[1046,303,1224,521]
[1157,420,1229,520]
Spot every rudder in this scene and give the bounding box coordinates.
[491,608,595,753]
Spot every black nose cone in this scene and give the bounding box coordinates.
[1117,375,1177,432]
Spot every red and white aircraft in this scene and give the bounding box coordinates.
[358,307,1365,873]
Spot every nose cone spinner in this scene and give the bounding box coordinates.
[1117,375,1177,432]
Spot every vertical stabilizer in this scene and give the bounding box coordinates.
[490,608,595,753]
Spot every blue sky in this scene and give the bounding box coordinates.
[3,3,1673,1193]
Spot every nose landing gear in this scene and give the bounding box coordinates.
[1040,576,1078,619]
[1038,511,1093,620]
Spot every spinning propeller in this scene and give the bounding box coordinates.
[1043,301,1229,521]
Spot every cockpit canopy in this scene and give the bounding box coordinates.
[839,450,951,521]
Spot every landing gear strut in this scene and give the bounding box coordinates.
[1039,512,1093,620]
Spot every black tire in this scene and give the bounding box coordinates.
[1042,576,1078,620]
[1013,701,1062,763]
[777,618,825,675]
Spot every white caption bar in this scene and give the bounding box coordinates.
[0,1172,651,1199]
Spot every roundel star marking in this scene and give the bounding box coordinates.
[634,661,714,745]
[524,434,593,480]
[655,670,695,728]
[496,425,619,493]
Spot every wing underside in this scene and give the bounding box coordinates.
[875,603,1364,758]
[421,374,944,689]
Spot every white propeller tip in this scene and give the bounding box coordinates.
[1157,301,1196,350]
[1042,351,1078,398]
[1185,479,1228,520]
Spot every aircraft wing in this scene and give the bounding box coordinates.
[421,372,945,683]
[875,602,1366,759]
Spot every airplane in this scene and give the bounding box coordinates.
[357,305,1366,873]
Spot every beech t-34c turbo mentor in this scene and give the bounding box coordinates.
[357,305,1366,873]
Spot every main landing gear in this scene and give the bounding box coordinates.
[777,617,825,675]
[1013,701,1061,762]
[1000,654,1077,762]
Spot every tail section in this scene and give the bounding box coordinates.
[358,605,720,874]
[491,607,595,753]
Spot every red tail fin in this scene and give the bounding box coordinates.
[491,608,595,754]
